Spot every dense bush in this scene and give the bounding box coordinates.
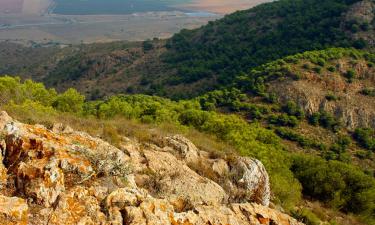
[52,88,85,113]
[309,111,341,132]
[353,128,375,151]
[292,208,321,225]
[360,88,375,97]
[268,114,299,127]
[197,88,247,111]
[292,154,375,217]
[143,39,154,51]
[0,76,57,105]
[344,69,356,82]
[164,0,365,88]
[275,127,327,151]
[234,48,374,96]
[1,76,374,221]
[282,101,305,119]
[325,93,339,101]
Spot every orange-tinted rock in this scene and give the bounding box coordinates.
[45,186,107,225]
[0,195,28,225]
[0,112,304,225]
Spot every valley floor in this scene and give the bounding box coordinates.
[0,12,218,45]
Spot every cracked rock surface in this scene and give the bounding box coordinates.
[0,111,303,225]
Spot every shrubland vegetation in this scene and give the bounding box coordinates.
[354,128,375,151]
[360,87,375,97]
[234,48,375,96]
[0,75,374,224]
[1,0,373,100]
[292,155,375,221]
[0,0,373,222]
[164,0,368,91]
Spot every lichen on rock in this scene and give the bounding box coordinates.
[0,111,303,225]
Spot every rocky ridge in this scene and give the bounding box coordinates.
[0,111,303,225]
[269,56,375,130]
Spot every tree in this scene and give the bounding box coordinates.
[52,88,85,113]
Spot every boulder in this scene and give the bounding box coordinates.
[142,149,228,206]
[230,157,271,206]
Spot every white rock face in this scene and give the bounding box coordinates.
[232,157,271,206]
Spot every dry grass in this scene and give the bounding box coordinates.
[300,200,368,225]
[3,105,235,157]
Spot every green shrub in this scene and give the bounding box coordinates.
[353,128,375,151]
[52,88,85,113]
[316,58,326,67]
[313,66,322,74]
[344,69,356,82]
[0,76,57,106]
[355,150,372,159]
[309,111,340,132]
[309,113,320,126]
[327,66,336,72]
[291,154,375,217]
[143,39,154,51]
[360,88,375,97]
[325,93,339,101]
[292,208,321,225]
[302,63,311,70]
[360,22,370,31]
[275,127,327,151]
[268,114,299,127]
[282,101,305,119]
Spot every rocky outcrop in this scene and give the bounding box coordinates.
[0,112,303,225]
[269,57,375,130]
[344,0,375,46]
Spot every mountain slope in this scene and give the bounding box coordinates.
[164,0,374,92]
[1,71,374,224]
[0,0,374,99]
[232,48,375,129]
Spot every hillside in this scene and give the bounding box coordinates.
[0,71,374,224]
[164,0,374,93]
[197,48,375,171]
[234,48,375,129]
[0,0,374,98]
[0,0,375,224]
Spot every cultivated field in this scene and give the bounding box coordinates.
[0,12,218,45]
[0,0,271,45]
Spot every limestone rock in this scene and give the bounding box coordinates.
[268,56,375,130]
[0,111,12,130]
[0,111,303,225]
[17,158,65,207]
[0,141,7,188]
[43,186,108,225]
[165,135,199,163]
[0,195,28,225]
[142,149,228,206]
[230,157,271,206]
